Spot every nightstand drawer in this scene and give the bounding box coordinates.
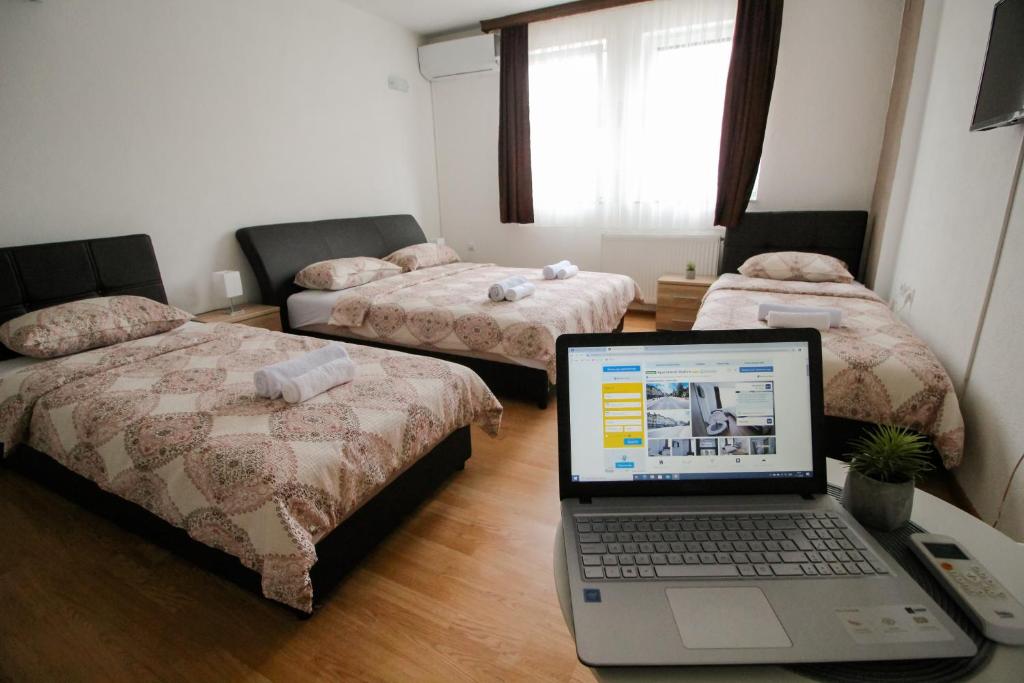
[655,308,698,331]
[659,284,708,303]
[655,273,714,332]
[656,303,700,320]
[656,290,703,310]
[657,301,700,317]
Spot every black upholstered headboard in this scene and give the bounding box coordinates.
[720,211,868,277]
[0,234,167,360]
[236,214,428,320]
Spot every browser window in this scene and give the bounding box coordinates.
[567,342,814,482]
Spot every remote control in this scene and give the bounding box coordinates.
[909,533,1024,645]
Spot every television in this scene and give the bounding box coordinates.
[971,0,1024,131]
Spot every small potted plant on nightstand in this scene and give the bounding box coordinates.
[841,425,933,531]
[685,261,696,280]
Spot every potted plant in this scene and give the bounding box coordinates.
[685,261,696,280]
[840,425,933,531]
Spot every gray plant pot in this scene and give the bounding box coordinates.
[685,269,696,280]
[840,470,915,531]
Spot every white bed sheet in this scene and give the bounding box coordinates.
[288,289,346,329]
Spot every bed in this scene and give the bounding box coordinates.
[236,215,639,408]
[692,211,964,468]
[0,234,502,613]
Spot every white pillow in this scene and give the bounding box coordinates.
[0,296,191,359]
[738,251,854,283]
[384,243,461,272]
[294,256,402,290]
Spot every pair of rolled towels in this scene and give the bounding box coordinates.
[487,259,581,302]
[489,275,535,302]
[542,260,579,280]
[254,343,355,404]
[758,303,844,332]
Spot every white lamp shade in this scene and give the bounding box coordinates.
[213,270,243,299]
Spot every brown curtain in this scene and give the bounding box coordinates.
[714,0,784,228]
[498,24,535,224]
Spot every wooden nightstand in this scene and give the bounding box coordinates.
[655,274,716,331]
[194,304,282,332]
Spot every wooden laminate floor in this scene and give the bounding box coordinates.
[0,311,969,682]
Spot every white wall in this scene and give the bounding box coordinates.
[754,0,903,213]
[880,0,1023,391]
[865,0,940,299]
[873,0,1024,540]
[0,0,439,313]
[432,0,902,270]
[958,172,1024,539]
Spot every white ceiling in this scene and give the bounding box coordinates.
[344,0,554,36]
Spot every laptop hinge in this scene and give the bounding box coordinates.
[579,497,592,504]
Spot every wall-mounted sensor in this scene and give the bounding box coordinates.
[387,75,409,93]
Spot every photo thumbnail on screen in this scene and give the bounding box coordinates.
[691,381,775,438]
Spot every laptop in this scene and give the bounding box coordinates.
[557,329,976,666]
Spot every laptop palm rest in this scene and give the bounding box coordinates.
[667,587,792,649]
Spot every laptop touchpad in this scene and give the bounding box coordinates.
[667,587,792,649]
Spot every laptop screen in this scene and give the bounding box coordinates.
[566,340,815,483]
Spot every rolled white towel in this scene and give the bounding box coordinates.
[505,282,536,301]
[254,343,349,399]
[488,275,528,302]
[555,264,579,280]
[542,260,571,280]
[757,303,842,328]
[765,310,830,331]
[281,358,357,404]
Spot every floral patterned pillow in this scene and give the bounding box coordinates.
[293,256,402,291]
[384,243,461,272]
[0,296,192,359]
[738,251,854,283]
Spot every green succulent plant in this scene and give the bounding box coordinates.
[846,425,934,484]
[686,261,696,270]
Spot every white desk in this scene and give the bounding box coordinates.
[553,458,1024,681]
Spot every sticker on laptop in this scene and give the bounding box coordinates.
[835,605,954,644]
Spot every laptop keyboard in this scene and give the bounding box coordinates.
[574,511,889,581]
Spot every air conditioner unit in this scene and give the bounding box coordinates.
[418,34,498,81]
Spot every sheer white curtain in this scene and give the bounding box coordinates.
[529,0,736,233]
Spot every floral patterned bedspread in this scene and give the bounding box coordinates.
[0,323,502,612]
[326,263,641,381]
[694,274,964,467]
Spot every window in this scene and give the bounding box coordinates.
[530,40,607,217]
[631,32,732,207]
[528,0,737,233]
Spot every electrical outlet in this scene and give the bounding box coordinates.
[387,75,409,93]
[892,283,915,315]
[435,237,446,247]
[466,242,476,253]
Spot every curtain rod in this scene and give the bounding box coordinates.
[480,0,653,34]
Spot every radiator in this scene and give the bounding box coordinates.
[600,232,724,304]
